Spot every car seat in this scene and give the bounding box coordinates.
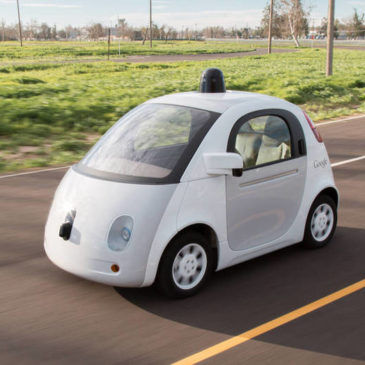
[256,117,290,166]
[235,123,262,168]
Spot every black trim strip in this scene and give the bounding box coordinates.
[227,108,306,170]
[239,168,299,188]
[76,104,221,185]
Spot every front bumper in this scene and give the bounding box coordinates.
[43,167,176,288]
[44,237,146,287]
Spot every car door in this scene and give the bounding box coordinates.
[226,109,307,251]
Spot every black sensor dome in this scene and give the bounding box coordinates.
[199,68,226,93]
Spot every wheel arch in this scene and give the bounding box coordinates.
[302,186,338,248]
[315,186,339,208]
[158,223,219,272]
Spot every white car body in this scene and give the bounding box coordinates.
[44,89,338,288]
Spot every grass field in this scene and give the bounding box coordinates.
[0,47,364,172]
[0,40,256,61]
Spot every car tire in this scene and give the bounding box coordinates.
[303,195,337,249]
[155,231,213,299]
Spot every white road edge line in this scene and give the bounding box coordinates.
[0,165,70,179]
[331,155,365,167]
[316,114,365,127]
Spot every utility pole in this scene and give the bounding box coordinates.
[149,0,152,48]
[16,0,23,47]
[268,0,274,54]
[326,0,335,76]
[1,19,5,42]
[107,28,111,60]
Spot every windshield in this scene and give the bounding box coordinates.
[79,103,219,183]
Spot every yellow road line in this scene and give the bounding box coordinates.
[172,279,365,365]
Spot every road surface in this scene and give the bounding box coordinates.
[0,116,364,364]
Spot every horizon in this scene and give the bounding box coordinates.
[1,0,365,30]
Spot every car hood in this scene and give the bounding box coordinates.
[45,166,177,260]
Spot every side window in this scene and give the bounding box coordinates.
[234,115,291,169]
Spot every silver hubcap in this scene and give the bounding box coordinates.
[311,203,334,242]
[172,243,207,290]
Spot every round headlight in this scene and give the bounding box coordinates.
[108,216,133,251]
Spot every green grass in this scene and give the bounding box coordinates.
[0,40,256,61]
[0,48,364,173]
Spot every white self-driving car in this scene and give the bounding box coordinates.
[45,68,338,298]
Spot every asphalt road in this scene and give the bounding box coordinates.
[1,116,364,364]
[0,48,295,67]
[117,48,294,63]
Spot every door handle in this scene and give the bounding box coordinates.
[298,139,306,155]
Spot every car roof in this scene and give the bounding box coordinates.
[146,91,290,114]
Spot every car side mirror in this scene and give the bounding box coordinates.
[203,152,243,176]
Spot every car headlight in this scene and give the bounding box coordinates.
[108,216,133,251]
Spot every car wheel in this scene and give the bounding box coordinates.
[303,195,337,249]
[156,231,213,298]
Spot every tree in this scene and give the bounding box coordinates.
[1,19,5,41]
[169,27,178,40]
[261,2,287,39]
[65,25,73,39]
[24,19,39,40]
[165,26,175,42]
[40,22,51,40]
[261,0,309,43]
[86,23,105,40]
[0,23,18,40]
[202,26,225,39]
[51,25,57,40]
[117,18,128,39]
[57,29,67,39]
[320,17,340,38]
[348,9,365,39]
[250,26,264,38]
[141,26,148,45]
[279,0,308,46]
[152,23,160,39]
[242,27,250,39]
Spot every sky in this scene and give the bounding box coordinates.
[1,0,365,29]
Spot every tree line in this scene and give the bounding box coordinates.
[1,1,364,43]
[261,1,365,45]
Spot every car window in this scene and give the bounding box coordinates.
[80,103,217,179]
[134,107,192,150]
[234,115,291,169]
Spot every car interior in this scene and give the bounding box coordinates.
[235,116,291,169]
